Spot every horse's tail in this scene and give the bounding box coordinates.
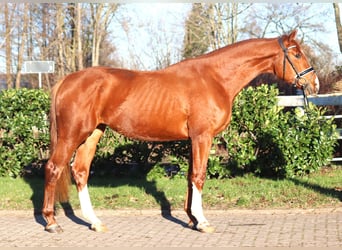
[49,78,71,203]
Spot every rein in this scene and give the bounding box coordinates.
[278,37,314,107]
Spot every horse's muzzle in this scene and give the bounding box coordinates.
[297,75,319,97]
[303,83,317,97]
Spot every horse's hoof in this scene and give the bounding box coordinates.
[188,221,216,233]
[198,224,216,233]
[188,220,194,228]
[90,223,108,232]
[45,224,63,233]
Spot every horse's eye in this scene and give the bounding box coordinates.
[294,53,301,59]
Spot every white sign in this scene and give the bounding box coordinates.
[22,61,54,74]
[22,61,55,88]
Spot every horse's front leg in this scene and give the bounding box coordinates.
[72,128,108,232]
[185,133,215,233]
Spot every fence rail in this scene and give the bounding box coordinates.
[277,93,342,162]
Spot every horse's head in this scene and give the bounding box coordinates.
[275,30,319,96]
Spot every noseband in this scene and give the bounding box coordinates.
[278,37,315,106]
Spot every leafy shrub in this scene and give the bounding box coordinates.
[275,104,338,177]
[146,155,188,181]
[208,85,338,178]
[0,89,50,177]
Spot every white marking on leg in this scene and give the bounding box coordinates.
[191,182,209,226]
[78,184,101,226]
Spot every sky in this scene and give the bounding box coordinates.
[111,3,191,69]
[110,2,341,71]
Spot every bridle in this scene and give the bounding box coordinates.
[278,37,315,107]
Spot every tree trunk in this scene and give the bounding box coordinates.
[182,3,211,58]
[5,3,13,89]
[91,4,103,66]
[91,3,118,66]
[333,3,342,54]
[76,3,83,70]
[56,4,65,78]
[229,3,239,44]
[15,4,29,89]
[68,3,76,72]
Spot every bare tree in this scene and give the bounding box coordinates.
[15,3,29,89]
[144,20,181,70]
[90,3,118,66]
[333,3,342,54]
[241,4,329,43]
[55,3,65,78]
[54,3,85,75]
[182,3,211,59]
[5,3,14,89]
[76,3,83,70]
[0,3,122,90]
[183,3,250,58]
[207,3,251,50]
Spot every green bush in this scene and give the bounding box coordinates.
[208,85,338,178]
[0,89,50,177]
[275,104,338,177]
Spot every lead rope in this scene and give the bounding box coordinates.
[302,85,309,109]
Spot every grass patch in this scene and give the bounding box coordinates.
[0,166,340,211]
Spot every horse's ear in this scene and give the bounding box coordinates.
[288,30,298,41]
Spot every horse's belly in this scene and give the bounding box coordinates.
[102,78,191,141]
[109,106,189,141]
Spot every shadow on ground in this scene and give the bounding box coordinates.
[23,168,91,230]
[290,177,342,202]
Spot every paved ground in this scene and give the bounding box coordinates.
[0,208,341,247]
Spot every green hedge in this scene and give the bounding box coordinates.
[208,85,338,178]
[0,86,338,178]
[0,89,50,177]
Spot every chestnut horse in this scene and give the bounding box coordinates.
[42,30,319,233]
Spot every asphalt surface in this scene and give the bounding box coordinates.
[0,207,341,247]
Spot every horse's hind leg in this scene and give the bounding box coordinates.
[72,126,107,232]
[43,141,77,233]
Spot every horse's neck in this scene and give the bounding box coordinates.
[207,38,279,98]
